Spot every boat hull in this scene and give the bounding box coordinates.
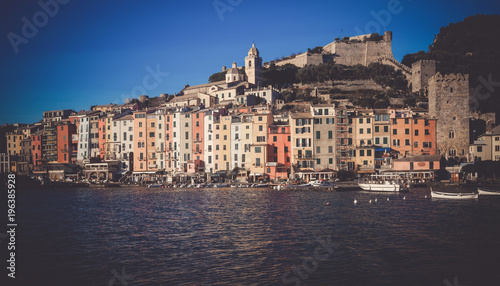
[478,188,500,195]
[430,189,478,199]
[358,183,401,192]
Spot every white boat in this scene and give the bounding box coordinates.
[358,174,409,192]
[477,188,500,195]
[147,184,163,188]
[430,188,478,199]
[310,180,334,187]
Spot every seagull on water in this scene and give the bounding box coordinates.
[374,198,378,202]
[369,199,372,204]
[354,199,358,205]
[403,196,406,200]
[425,195,427,198]
[387,197,390,201]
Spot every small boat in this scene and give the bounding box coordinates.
[477,188,500,195]
[310,180,334,187]
[430,188,478,199]
[147,184,163,188]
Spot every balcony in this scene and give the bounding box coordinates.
[358,165,375,172]
[294,155,314,160]
[193,138,202,143]
[148,164,158,169]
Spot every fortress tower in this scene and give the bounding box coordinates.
[428,73,470,159]
[411,60,436,93]
[245,43,262,86]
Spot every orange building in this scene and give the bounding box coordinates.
[391,114,437,157]
[98,117,106,159]
[31,133,43,166]
[56,122,76,163]
[266,123,291,181]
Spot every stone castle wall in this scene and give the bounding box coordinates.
[428,73,470,158]
[411,60,436,92]
[270,53,324,68]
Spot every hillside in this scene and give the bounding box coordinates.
[402,14,500,113]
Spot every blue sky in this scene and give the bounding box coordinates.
[1,0,499,124]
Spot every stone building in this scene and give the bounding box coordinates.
[428,73,470,159]
[411,60,436,93]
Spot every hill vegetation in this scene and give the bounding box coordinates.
[402,14,500,113]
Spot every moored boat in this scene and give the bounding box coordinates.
[477,188,500,195]
[358,174,409,192]
[430,188,478,199]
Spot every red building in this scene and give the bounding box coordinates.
[266,123,291,181]
[98,117,106,159]
[56,122,76,163]
[31,133,43,166]
[391,115,437,157]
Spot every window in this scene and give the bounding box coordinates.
[256,158,261,167]
[359,118,363,124]
[496,146,500,152]
[367,150,372,156]
[383,137,388,145]
[139,132,143,138]
[273,136,277,142]
[185,132,189,140]
[375,126,379,133]
[375,138,380,144]
[258,116,262,121]
[425,129,430,135]
[242,154,245,162]
[259,125,263,132]
[405,118,409,124]
[359,128,363,134]
[415,130,419,136]
[316,146,321,154]
[285,146,289,153]
[414,141,419,148]
[367,128,371,134]
[367,118,371,123]
[393,129,397,135]
[149,132,155,137]
[316,131,321,139]
[317,159,321,165]
[393,139,400,146]
[255,147,262,153]
[392,119,397,124]
[139,122,142,127]
[224,135,227,140]
[359,150,365,156]
[405,139,410,146]
[495,137,500,141]
[405,129,409,135]
[449,131,455,139]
